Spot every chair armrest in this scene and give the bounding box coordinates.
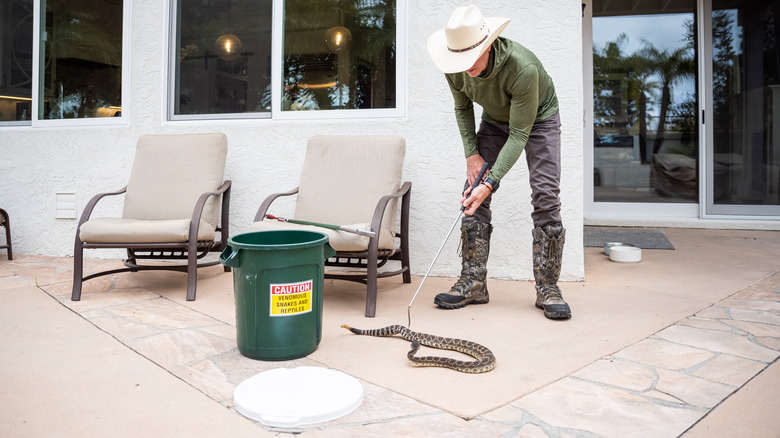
[189,180,232,245]
[76,187,128,229]
[217,181,231,247]
[253,187,300,222]
[369,181,412,236]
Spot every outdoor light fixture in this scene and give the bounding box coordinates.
[324,25,352,53]
[215,33,243,61]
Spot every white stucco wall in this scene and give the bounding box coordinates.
[0,0,584,281]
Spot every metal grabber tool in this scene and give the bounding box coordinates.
[264,214,376,238]
[407,161,490,327]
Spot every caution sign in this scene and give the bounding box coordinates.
[269,279,313,317]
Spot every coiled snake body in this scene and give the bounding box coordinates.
[341,324,495,374]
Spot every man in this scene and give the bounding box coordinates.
[426,5,571,320]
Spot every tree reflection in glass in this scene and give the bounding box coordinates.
[592,8,697,203]
[40,0,123,119]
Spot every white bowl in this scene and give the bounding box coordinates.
[609,246,642,263]
[604,242,635,256]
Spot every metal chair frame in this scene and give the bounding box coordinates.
[253,181,411,317]
[0,208,12,260]
[71,182,231,301]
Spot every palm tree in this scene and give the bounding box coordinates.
[593,34,631,131]
[624,52,659,162]
[593,34,658,159]
[637,42,695,154]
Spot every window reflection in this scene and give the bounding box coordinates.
[283,0,396,111]
[40,0,123,119]
[593,1,698,203]
[711,0,780,207]
[0,0,33,122]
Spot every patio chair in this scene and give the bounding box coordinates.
[71,133,231,301]
[0,208,12,260]
[252,135,411,317]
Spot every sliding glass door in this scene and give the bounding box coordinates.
[706,0,780,216]
[585,0,780,220]
[585,0,700,220]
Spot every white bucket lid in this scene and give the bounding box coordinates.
[233,366,363,428]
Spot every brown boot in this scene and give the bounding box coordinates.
[533,224,572,320]
[434,217,491,309]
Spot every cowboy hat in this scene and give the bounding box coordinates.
[427,5,510,74]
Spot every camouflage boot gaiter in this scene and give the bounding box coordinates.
[433,216,492,309]
[532,224,572,320]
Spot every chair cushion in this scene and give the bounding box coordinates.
[122,133,228,228]
[295,136,405,233]
[251,220,395,252]
[79,218,216,243]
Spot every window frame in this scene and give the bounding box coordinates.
[27,0,131,128]
[166,0,406,122]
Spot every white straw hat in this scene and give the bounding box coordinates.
[427,5,510,74]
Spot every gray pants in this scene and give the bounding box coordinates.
[464,112,562,228]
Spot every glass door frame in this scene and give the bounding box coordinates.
[702,0,780,218]
[582,0,701,222]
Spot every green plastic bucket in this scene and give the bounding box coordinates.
[220,230,336,361]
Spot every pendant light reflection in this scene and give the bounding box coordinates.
[215,33,243,61]
[324,25,352,53]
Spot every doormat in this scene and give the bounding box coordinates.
[584,227,675,250]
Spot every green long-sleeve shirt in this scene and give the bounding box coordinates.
[445,37,559,182]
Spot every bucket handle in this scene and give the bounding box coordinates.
[219,246,240,268]
[324,242,336,260]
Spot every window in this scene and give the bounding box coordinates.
[0,0,33,124]
[1,0,128,126]
[38,0,125,120]
[170,0,402,119]
[173,0,273,117]
[281,0,396,112]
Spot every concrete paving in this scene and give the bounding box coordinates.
[0,227,778,437]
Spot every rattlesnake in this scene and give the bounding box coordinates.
[341,324,496,374]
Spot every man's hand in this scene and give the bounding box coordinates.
[461,183,491,216]
[466,154,486,187]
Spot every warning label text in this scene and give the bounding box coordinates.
[270,280,313,316]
